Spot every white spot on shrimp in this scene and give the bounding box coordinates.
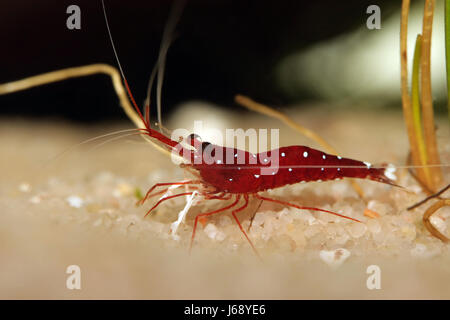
[229,178,233,182]
[263,158,268,163]
[363,161,372,168]
[337,168,341,171]
[272,171,276,175]
[303,151,308,158]
[216,160,222,164]
[317,179,322,182]
[337,156,342,159]
[234,153,238,158]
[237,167,241,170]
[288,168,293,172]
[254,174,260,178]
[384,164,397,181]
[281,152,286,157]
[321,167,324,171]
[322,155,326,160]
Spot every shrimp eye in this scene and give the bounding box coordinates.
[201,141,215,156]
[201,141,211,150]
[186,133,202,147]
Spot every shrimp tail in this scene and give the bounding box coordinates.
[367,164,404,189]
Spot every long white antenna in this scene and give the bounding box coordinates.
[101,0,127,86]
[102,0,186,132]
[101,0,147,123]
[152,0,187,131]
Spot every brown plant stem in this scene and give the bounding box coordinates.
[423,199,450,242]
[408,183,449,210]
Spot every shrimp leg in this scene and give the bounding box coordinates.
[190,195,241,253]
[255,194,361,223]
[145,192,194,217]
[139,180,200,205]
[230,195,259,257]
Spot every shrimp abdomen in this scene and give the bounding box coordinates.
[265,146,396,190]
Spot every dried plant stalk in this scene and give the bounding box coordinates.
[408,183,449,210]
[420,0,443,190]
[235,94,365,198]
[0,64,173,159]
[400,0,426,186]
[423,199,450,242]
[235,95,336,152]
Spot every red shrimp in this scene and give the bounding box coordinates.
[101,1,400,257]
[134,125,399,256]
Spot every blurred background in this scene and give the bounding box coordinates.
[0,0,448,123]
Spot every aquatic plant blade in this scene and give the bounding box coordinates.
[420,0,443,191]
[400,0,427,187]
[411,34,431,186]
[446,0,450,122]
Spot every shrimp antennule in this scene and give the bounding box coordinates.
[101,0,179,151]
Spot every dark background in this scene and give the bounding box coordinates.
[0,0,396,122]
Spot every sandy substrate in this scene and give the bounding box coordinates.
[0,106,449,299]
